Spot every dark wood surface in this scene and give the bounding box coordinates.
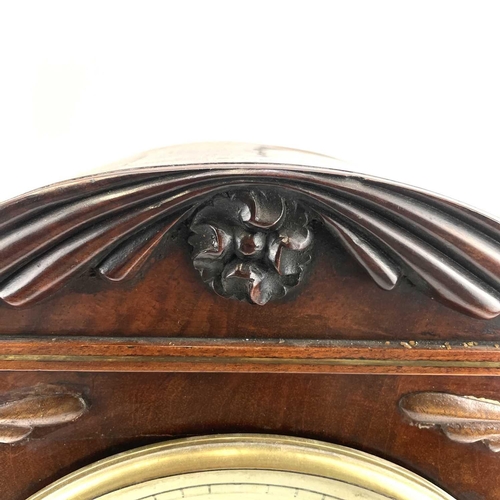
[1,146,500,318]
[2,146,500,499]
[0,371,498,500]
[1,237,500,342]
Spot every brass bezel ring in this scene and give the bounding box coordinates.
[28,434,454,500]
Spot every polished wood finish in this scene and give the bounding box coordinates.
[1,242,500,343]
[1,337,500,375]
[0,384,87,445]
[1,145,500,499]
[1,144,500,317]
[189,190,314,304]
[1,372,499,500]
[400,392,500,452]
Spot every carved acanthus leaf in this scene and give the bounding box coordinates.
[400,392,500,452]
[0,384,87,444]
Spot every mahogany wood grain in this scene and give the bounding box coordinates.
[1,239,500,343]
[0,384,87,444]
[1,336,500,375]
[400,392,500,452]
[1,146,500,500]
[2,147,500,318]
[0,372,498,500]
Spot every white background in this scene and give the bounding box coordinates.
[1,1,499,216]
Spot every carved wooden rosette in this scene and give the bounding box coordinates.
[0,384,87,444]
[400,392,500,452]
[189,190,313,304]
[1,155,500,315]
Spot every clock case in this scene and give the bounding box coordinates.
[1,144,499,500]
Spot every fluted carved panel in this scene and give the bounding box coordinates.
[1,145,500,316]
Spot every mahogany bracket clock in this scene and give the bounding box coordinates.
[1,143,499,499]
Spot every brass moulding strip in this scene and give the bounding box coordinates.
[1,354,500,371]
[0,337,500,374]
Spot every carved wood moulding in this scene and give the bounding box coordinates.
[0,384,87,444]
[1,144,500,317]
[400,392,500,452]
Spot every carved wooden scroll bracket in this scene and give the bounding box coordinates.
[0,384,87,444]
[400,392,500,452]
[1,144,500,317]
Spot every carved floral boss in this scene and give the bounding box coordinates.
[1,163,500,318]
[189,191,313,305]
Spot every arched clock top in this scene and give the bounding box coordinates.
[1,143,500,319]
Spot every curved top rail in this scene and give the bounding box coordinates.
[1,143,499,319]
